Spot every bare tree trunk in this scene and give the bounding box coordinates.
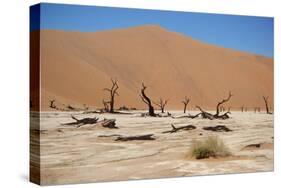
[214,92,233,118]
[263,96,272,114]
[194,92,233,120]
[49,100,56,109]
[182,97,190,113]
[140,83,155,116]
[154,98,169,113]
[103,78,119,113]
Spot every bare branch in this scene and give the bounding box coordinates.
[215,92,233,116]
[140,83,155,116]
[103,78,119,113]
[262,96,272,114]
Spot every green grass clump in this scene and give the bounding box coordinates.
[190,136,231,159]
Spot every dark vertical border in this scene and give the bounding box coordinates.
[29,3,41,185]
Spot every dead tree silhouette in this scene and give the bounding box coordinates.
[214,92,233,118]
[262,96,273,114]
[241,106,244,112]
[182,96,190,113]
[103,78,119,113]
[154,98,169,113]
[49,100,56,109]
[195,92,233,120]
[140,83,156,116]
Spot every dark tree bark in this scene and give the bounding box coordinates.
[214,92,233,117]
[115,134,155,141]
[101,119,118,129]
[182,96,190,113]
[203,125,232,132]
[49,100,56,109]
[61,115,99,127]
[103,78,119,113]
[194,92,233,120]
[195,106,214,120]
[154,98,169,113]
[140,83,156,116]
[162,124,196,133]
[263,96,272,114]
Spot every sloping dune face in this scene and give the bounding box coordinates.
[36,25,273,110]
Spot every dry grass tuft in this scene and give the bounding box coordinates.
[190,136,231,159]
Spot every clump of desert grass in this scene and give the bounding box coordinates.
[189,136,231,159]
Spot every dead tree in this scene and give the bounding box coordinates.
[101,119,118,129]
[154,98,169,113]
[49,100,56,109]
[103,78,119,113]
[262,96,273,114]
[194,92,233,120]
[203,125,232,132]
[140,83,156,116]
[182,97,190,113]
[195,106,214,120]
[162,124,196,133]
[61,115,99,128]
[115,134,155,141]
[214,92,233,118]
[241,106,244,112]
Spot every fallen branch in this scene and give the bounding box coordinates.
[61,115,99,127]
[196,106,214,120]
[98,134,122,138]
[172,113,201,119]
[115,134,155,141]
[203,125,232,132]
[162,124,196,133]
[101,119,118,129]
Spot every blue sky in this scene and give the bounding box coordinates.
[30,3,274,58]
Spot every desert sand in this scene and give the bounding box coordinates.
[30,25,273,111]
[29,25,274,185]
[30,110,273,185]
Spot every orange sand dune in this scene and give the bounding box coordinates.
[31,25,273,111]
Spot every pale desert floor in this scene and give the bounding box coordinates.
[30,111,274,185]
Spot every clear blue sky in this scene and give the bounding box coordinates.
[30,3,274,58]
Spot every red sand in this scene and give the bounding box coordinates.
[30,25,273,111]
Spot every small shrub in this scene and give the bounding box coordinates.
[190,136,230,159]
